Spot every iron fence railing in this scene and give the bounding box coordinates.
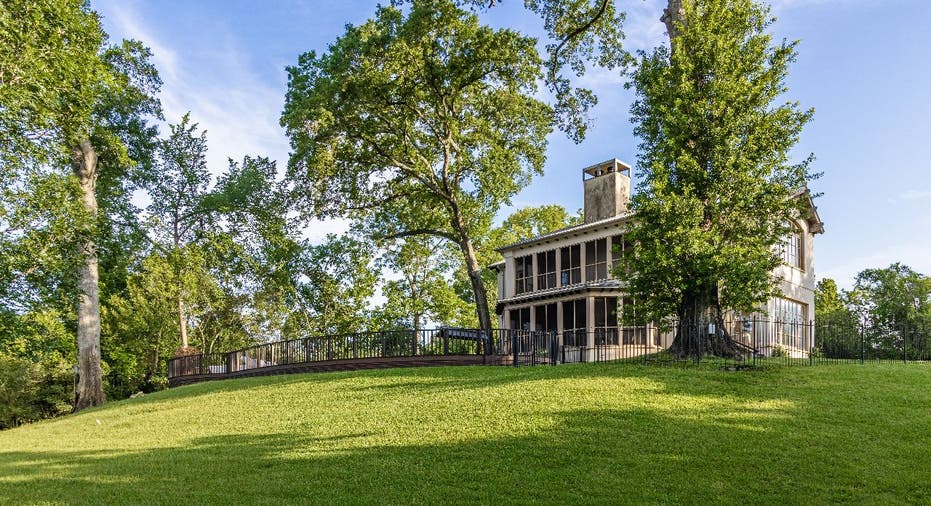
[168,319,931,381]
[168,328,497,380]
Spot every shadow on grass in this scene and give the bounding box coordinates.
[4,397,926,503]
[4,364,929,504]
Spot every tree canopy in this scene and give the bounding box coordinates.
[281,0,554,334]
[620,0,817,356]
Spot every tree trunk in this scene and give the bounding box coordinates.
[668,281,744,359]
[178,293,188,349]
[448,200,494,351]
[661,0,686,43]
[71,139,105,411]
[412,313,421,356]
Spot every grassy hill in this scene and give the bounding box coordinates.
[1,363,929,505]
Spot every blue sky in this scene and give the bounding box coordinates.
[94,0,931,289]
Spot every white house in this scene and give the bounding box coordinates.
[491,158,824,359]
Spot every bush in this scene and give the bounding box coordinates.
[771,344,787,358]
[0,354,72,430]
[0,355,41,429]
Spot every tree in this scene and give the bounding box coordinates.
[141,114,212,352]
[847,263,930,358]
[207,156,300,342]
[486,205,582,253]
[376,236,467,335]
[815,278,851,321]
[1,0,161,410]
[281,0,553,336]
[457,0,628,141]
[620,0,815,357]
[293,235,379,336]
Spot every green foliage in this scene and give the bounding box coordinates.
[375,236,467,329]
[282,0,554,331]
[292,234,379,336]
[621,0,815,324]
[1,0,162,410]
[0,0,103,169]
[1,364,930,502]
[0,353,72,430]
[486,205,582,254]
[457,0,628,141]
[848,263,931,328]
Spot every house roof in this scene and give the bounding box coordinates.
[496,187,824,256]
[496,212,633,253]
[494,279,624,314]
[796,188,825,234]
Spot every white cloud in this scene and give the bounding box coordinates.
[302,217,353,245]
[894,189,931,202]
[819,239,931,290]
[105,3,291,179]
[622,0,668,52]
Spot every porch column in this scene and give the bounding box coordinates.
[555,247,562,287]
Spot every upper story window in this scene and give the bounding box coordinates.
[560,244,581,285]
[536,250,557,290]
[585,238,608,281]
[611,234,633,271]
[515,255,533,294]
[779,223,803,269]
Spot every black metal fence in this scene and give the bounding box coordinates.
[168,319,931,382]
[501,318,931,367]
[168,328,494,379]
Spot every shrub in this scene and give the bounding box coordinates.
[0,355,41,428]
[0,354,72,429]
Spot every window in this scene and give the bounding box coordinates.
[779,223,803,269]
[593,297,619,345]
[562,299,587,346]
[773,297,805,349]
[515,255,533,294]
[560,244,581,285]
[534,303,558,333]
[536,250,557,290]
[611,235,633,271]
[509,307,531,331]
[620,297,650,345]
[585,238,608,281]
[611,235,624,270]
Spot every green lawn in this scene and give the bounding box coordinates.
[1,363,929,505]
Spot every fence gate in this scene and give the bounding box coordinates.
[508,331,558,366]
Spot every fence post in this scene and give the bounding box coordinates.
[860,326,865,365]
[512,331,518,367]
[903,325,908,364]
[643,324,648,365]
[809,320,814,366]
[697,322,702,365]
[551,332,557,366]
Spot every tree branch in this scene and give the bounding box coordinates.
[549,0,610,77]
[382,228,458,243]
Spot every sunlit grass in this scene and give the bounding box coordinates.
[1,363,929,504]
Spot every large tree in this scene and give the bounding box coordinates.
[281,0,554,336]
[141,114,212,352]
[620,0,815,357]
[1,0,161,410]
[457,0,627,141]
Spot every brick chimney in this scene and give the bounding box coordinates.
[582,159,632,223]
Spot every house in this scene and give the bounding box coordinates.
[491,158,824,359]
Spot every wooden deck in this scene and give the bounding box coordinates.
[168,354,507,387]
